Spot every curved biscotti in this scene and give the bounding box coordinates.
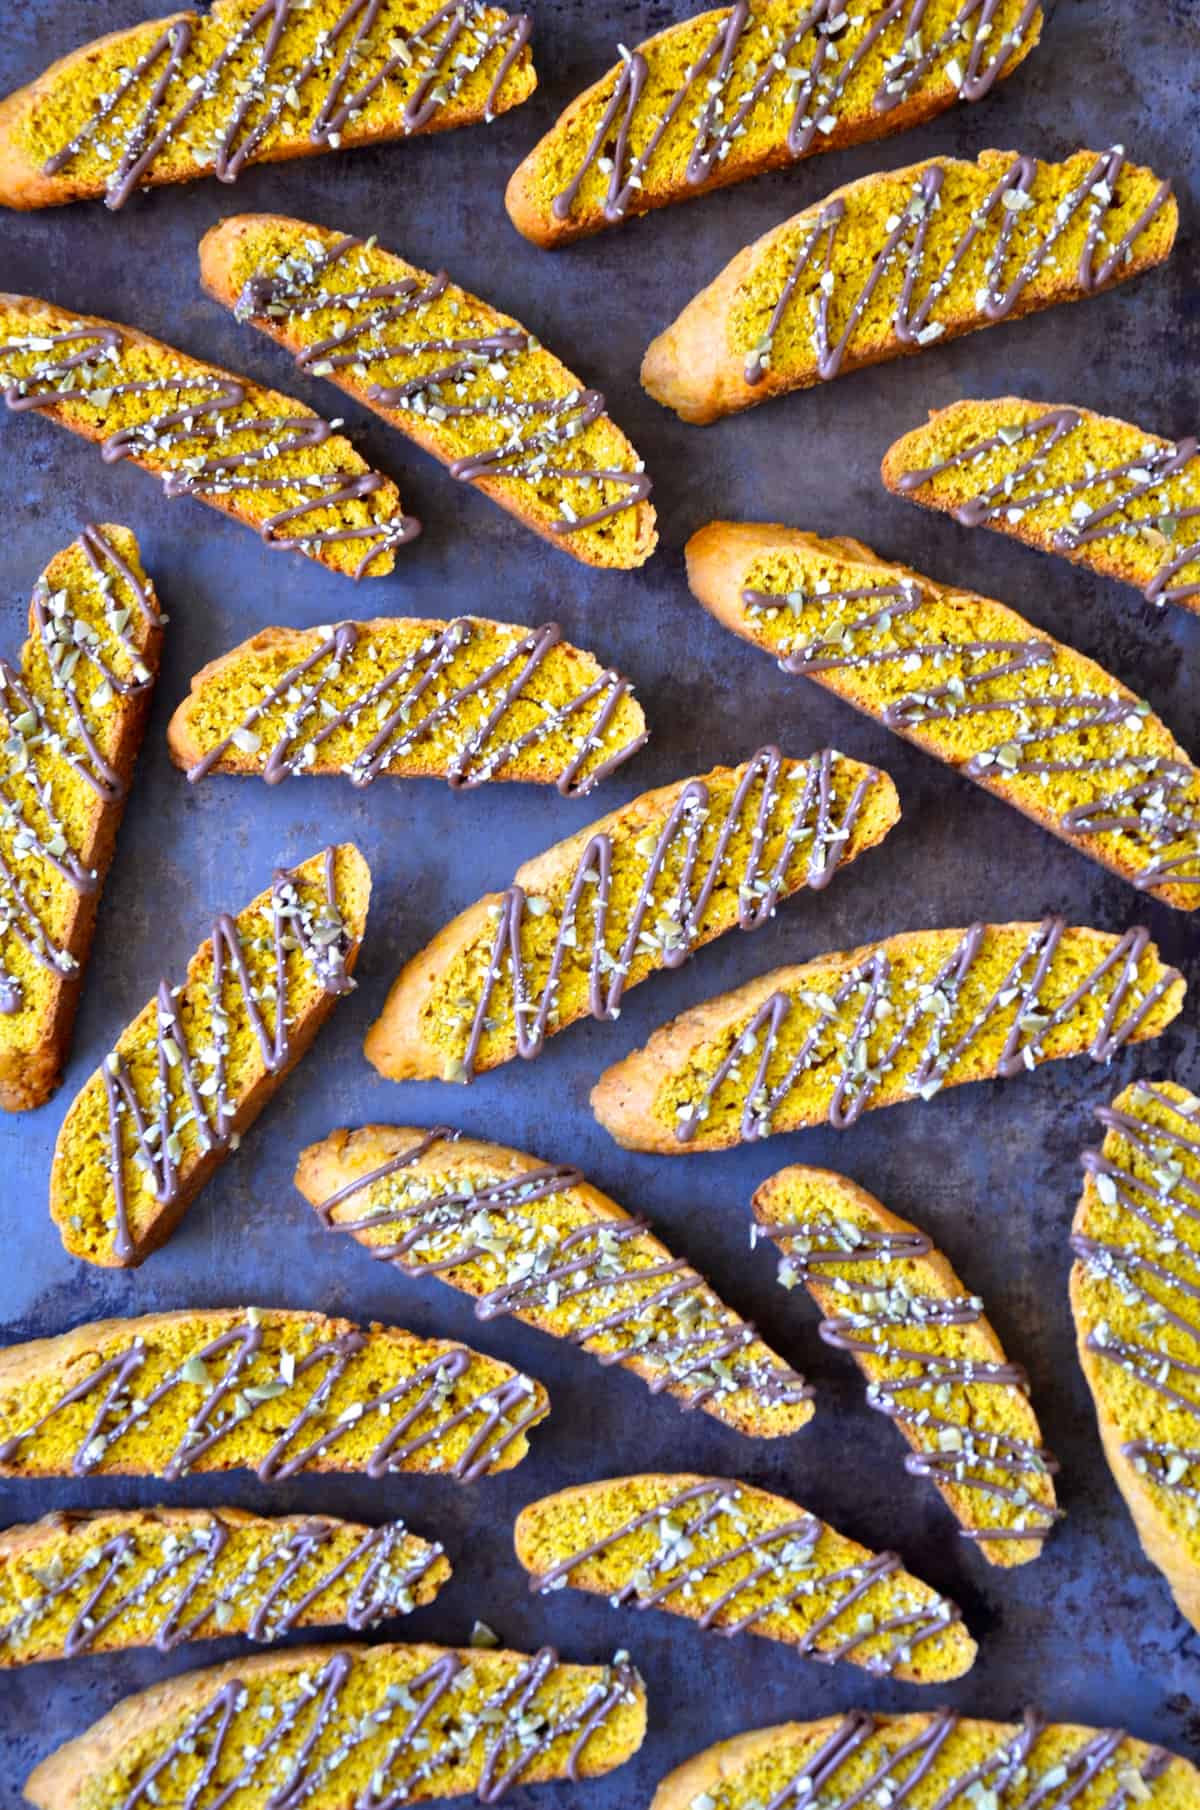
[686,521,1200,908]
[505,0,1042,247]
[0,0,535,211]
[168,616,647,795]
[0,1307,547,1483]
[753,1167,1059,1564]
[641,147,1176,423]
[590,921,1184,1155]
[1072,1079,1200,1631]
[0,526,162,1113]
[200,214,656,569]
[0,296,418,576]
[24,1640,645,1810]
[514,1473,974,1683]
[364,746,899,1082]
[650,1711,1196,1810]
[0,1505,449,1665]
[883,397,1200,613]
[295,1125,815,1437]
[51,845,370,1268]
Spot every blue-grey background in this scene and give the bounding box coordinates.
[1,0,1198,1802]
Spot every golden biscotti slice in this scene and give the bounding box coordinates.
[1071,1079,1200,1631]
[590,920,1184,1155]
[0,1505,449,1665]
[506,0,1042,247]
[641,146,1176,423]
[200,214,657,570]
[686,521,1200,908]
[0,526,162,1113]
[514,1473,974,1683]
[0,0,535,211]
[0,1306,547,1483]
[25,1639,645,1810]
[364,746,899,1082]
[649,1711,1196,1810]
[883,397,1200,613]
[0,296,418,576]
[168,616,647,796]
[296,1125,815,1438]
[753,1167,1059,1565]
[51,845,369,1268]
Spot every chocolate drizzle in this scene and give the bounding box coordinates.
[525,1478,962,1673]
[743,147,1173,386]
[672,919,1180,1145]
[758,1213,1059,1546]
[0,525,159,1016]
[38,0,532,208]
[185,618,645,795]
[894,407,1200,607]
[740,569,1200,896]
[439,746,880,1078]
[0,1512,443,1660]
[0,1311,543,1483]
[312,1128,813,1421]
[235,232,651,537]
[0,314,419,575]
[549,0,1039,229]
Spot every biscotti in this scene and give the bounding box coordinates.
[0,1505,448,1665]
[296,1125,815,1437]
[641,147,1176,423]
[0,0,535,211]
[25,1640,645,1810]
[168,616,646,795]
[0,1307,547,1482]
[506,0,1042,247]
[590,920,1184,1154]
[650,1712,1196,1810]
[753,1167,1059,1564]
[365,746,899,1081]
[52,845,369,1267]
[1072,1079,1200,1630]
[0,296,418,576]
[686,521,1200,908]
[514,1473,974,1682]
[0,526,162,1113]
[200,214,657,569]
[883,397,1200,612]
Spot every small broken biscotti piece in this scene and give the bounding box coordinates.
[296,1125,814,1437]
[0,0,535,212]
[0,296,418,576]
[687,521,1200,908]
[753,1167,1059,1565]
[0,1505,449,1665]
[168,616,646,796]
[25,1639,644,1810]
[641,147,1176,423]
[0,1307,547,1483]
[1072,1079,1200,1631]
[650,1710,1195,1810]
[506,0,1041,248]
[200,214,656,569]
[591,920,1184,1155]
[365,746,898,1082]
[883,397,1200,613]
[0,526,162,1113]
[515,1473,974,1682]
[51,845,369,1268]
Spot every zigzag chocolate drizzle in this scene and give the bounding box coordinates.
[526,1479,961,1672]
[39,0,531,209]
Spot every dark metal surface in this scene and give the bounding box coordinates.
[1,1,1198,1802]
